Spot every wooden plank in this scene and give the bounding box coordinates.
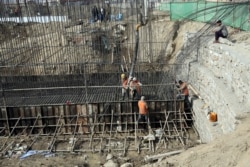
[47,106,55,133]
[65,105,71,133]
[1,107,9,135]
[11,108,20,135]
[19,107,26,128]
[35,106,43,134]
[54,106,60,132]
[126,102,133,130]
[76,105,82,133]
[92,104,98,132]
[70,105,77,133]
[150,101,155,119]
[98,103,104,131]
[59,105,66,133]
[24,107,32,126]
[6,108,13,132]
[30,106,36,134]
[13,108,19,119]
[88,104,93,126]
[104,104,110,131]
[121,102,129,129]
[41,106,48,134]
[81,104,89,133]
[0,108,3,128]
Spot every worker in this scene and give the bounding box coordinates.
[137,96,150,129]
[129,77,142,100]
[176,80,190,109]
[121,73,129,100]
[92,6,99,22]
[105,3,111,22]
[213,20,228,43]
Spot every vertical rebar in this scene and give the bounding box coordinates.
[134,112,137,147]
[108,109,114,153]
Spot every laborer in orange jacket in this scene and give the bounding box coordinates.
[137,96,150,128]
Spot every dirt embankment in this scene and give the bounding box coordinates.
[142,113,250,167]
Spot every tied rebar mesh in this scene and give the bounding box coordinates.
[1,1,246,107]
[0,1,176,107]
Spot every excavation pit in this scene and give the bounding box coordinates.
[0,70,196,157]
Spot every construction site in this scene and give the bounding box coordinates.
[0,0,250,167]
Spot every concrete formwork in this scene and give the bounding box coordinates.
[0,100,193,154]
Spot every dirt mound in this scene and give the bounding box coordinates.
[142,113,250,167]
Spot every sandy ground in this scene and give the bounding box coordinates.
[142,113,250,167]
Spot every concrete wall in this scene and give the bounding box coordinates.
[181,35,250,143]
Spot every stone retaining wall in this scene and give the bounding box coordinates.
[186,39,250,143]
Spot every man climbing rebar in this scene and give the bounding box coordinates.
[129,77,142,100]
[176,80,190,109]
[120,73,129,100]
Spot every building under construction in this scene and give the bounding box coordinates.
[0,0,249,165]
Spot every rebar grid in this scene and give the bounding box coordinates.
[0,1,179,106]
[0,64,183,106]
[0,1,197,155]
